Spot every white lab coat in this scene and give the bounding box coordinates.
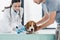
[0,7,23,34]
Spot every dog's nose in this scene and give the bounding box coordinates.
[31,29,33,31]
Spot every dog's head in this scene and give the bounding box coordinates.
[25,21,37,34]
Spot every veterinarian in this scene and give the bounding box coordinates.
[0,0,26,34]
[34,0,57,29]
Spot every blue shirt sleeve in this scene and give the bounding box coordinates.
[45,0,58,12]
[57,0,60,12]
[42,3,48,13]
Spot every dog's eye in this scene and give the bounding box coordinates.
[34,25,36,26]
[29,25,31,26]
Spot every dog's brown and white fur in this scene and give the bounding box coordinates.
[25,21,41,34]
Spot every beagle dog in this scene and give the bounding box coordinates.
[25,21,41,34]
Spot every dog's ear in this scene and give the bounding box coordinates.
[33,22,37,31]
[25,22,29,29]
[34,25,37,31]
[25,22,28,27]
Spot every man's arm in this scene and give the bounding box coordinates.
[37,11,56,29]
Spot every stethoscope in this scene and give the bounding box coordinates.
[9,7,22,26]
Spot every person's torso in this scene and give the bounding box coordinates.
[27,0,42,22]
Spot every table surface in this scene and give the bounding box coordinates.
[0,34,55,40]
